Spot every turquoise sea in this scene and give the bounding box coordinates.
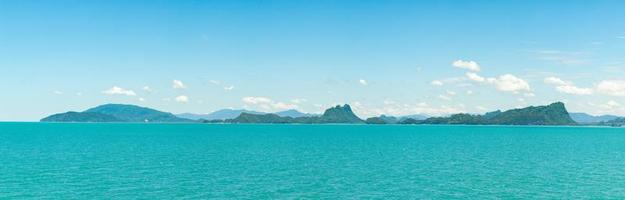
[2,123,625,199]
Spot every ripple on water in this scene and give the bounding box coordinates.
[2,123,625,199]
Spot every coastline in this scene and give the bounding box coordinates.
[3,121,619,128]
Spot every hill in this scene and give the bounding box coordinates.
[40,111,122,122]
[316,105,364,123]
[399,114,428,121]
[365,115,401,124]
[569,112,620,124]
[227,104,364,124]
[226,113,294,123]
[275,109,318,118]
[178,109,315,120]
[599,117,625,127]
[488,102,576,125]
[177,109,265,120]
[402,102,576,125]
[41,104,193,123]
[365,117,387,124]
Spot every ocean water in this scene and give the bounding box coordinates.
[2,123,625,199]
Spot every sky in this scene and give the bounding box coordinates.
[1,0,625,121]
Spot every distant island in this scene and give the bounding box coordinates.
[223,104,364,124]
[222,102,576,125]
[41,104,193,123]
[40,102,625,126]
[395,102,576,125]
[176,109,316,121]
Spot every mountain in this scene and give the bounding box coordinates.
[398,118,421,124]
[41,111,122,122]
[402,102,576,125]
[317,105,364,123]
[175,113,209,120]
[226,113,294,123]
[420,113,485,124]
[379,115,399,124]
[177,109,265,120]
[42,102,579,126]
[488,102,576,125]
[274,109,317,118]
[365,117,387,124]
[178,109,314,120]
[399,114,428,121]
[569,112,620,124]
[84,104,191,122]
[366,115,398,124]
[483,110,502,120]
[42,104,193,123]
[227,104,364,124]
[600,117,625,127]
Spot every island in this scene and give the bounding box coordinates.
[223,104,364,124]
[41,104,193,123]
[41,102,608,126]
[393,102,576,125]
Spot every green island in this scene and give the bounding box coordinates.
[41,104,193,123]
[40,102,625,126]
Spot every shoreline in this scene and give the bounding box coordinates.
[1,121,620,128]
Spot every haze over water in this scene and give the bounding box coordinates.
[3,123,625,199]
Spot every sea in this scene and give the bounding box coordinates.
[2,122,625,199]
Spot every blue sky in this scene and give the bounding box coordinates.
[1,0,625,121]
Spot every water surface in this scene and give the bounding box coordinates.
[2,123,625,198]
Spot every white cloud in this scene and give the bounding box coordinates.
[243,96,273,104]
[350,101,465,118]
[76,92,82,96]
[172,80,186,89]
[53,90,63,95]
[291,98,307,104]
[532,50,588,66]
[607,100,620,107]
[102,86,136,96]
[138,97,146,102]
[524,92,535,97]
[543,76,592,95]
[544,77,567,85]
[465,72,485,82]
[452,60,481,72]
[466,90,473,95]
[555,85,593,95]
[438,95,452,101]
[486,74,530,93]
[273,102,298,110]
[446,90,456,96]
[142,86,152,92]
[242,96,298,111]
[175,95,189,102]
[596,80,625,96]
[209,80,221,85]
[359,79,368,86]
[450,62,530,94]
[475,106,487,111]
[224,85,234,91]
[586,100,623,115]
[383,99,396,105]
[430,80,443,86]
